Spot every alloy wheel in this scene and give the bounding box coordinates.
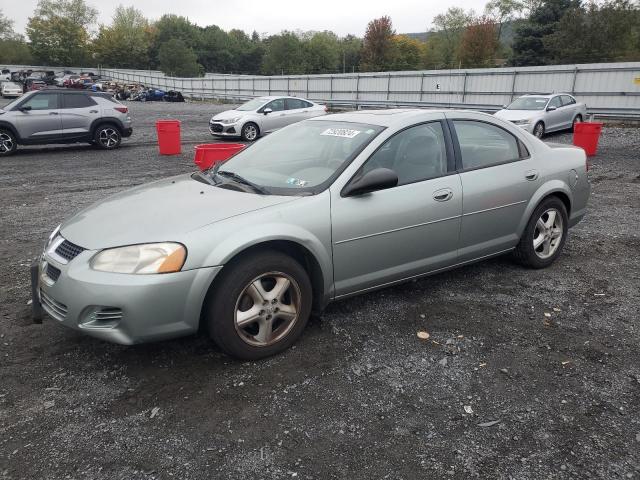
[234,271,301,347]
[243,124,258,141]
[0,132,14,154]
[534,123,544,138]
[99,128,120,148]
[533,208,564,259]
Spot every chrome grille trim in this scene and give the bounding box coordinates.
[40,290,68,320]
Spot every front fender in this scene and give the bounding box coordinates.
[201,222,333,302]
[516,179,572,237]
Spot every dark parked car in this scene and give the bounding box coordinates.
[163,90,185,102]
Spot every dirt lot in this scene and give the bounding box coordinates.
[0,100,639,480]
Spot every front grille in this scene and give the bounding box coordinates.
[210,123,223,133]
[40,289,68,320]
[46,264,61,282]
[55,239,86,262]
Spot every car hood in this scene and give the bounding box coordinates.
[211,109,247,121]
[494,109,541,121]
[60,174,296,250]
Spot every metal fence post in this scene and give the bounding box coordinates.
[268,77,271,95]
[419,73,425,103]
[386,74,391,101]
[287,76,290,96]
[330,75,333,100]
[355,74,360,109]
[571,66,579,94]
[461,71,468,104]
[306,76,309,99]
[252,77,255,96]
[510,71,517,101]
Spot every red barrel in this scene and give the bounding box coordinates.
[156,120,181,155]
[573,122,603,157]
[194,143,246,170]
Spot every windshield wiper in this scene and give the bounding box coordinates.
[215,170,269,195]
[193,171,216,185]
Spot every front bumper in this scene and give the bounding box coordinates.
[209,122,240,137]
[31,248,222,345]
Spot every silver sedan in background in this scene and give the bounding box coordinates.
[34,109,590,360]
[494,94,587,138]
[209,96,327,141]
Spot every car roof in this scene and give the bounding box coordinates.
[521,93,573,99]
[309,108,450,127]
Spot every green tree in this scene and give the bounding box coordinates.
[261,32,307,74]
[93,6,154,68]
[26,0,97,65]
[510,0,579,66]
[544,0,640,63]
[150,15,201,68]
[304,31,340,73]
[0,9,33,64]
[158,38,202,77]
[433,7,475,67]
[389,35,426,70]
[340,34,362,72]
[360,16,396,71]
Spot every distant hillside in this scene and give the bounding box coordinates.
[402,20,518,45]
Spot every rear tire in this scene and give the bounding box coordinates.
[241,122,259,142]
[93,124,122,150]
[0,129,17,156]
[205,250,312,360]
[514,196,568,269]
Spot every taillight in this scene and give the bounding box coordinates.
[114,106,128,114]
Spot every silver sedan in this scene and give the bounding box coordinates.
[209,96,327,141]
[494,94,587,138]
[33,109,591,359]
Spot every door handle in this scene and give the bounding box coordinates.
[433,188,453,202]
[89,110,98,113]
[49,111,58,115]
[525,170,539,181]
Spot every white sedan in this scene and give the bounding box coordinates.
[209,96,327,141]
[0,81,23,98]
[494,94,587,138]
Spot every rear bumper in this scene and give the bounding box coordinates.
[32,250,222,345]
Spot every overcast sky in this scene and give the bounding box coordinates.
[5,0,489,36]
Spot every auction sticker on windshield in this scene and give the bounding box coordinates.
[321,128,361,139]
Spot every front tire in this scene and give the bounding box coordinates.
[514,196,568,268]
[93,124,122,150]
[0,129,17,156]
[241,122,259,142]
[533,121,545,139]
[205,250,312,360]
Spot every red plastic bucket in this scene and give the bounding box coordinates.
[194,143,246,170]
[156,120,181,155]
[573,122,603,157]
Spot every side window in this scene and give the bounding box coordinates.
[453,120,521,170]
[303,100,313,108]
[265,98,285,112]
[360,122,448,186]
[285,98,306,110]
[20,93,59,111]
[62,94,96,109]
[561,95,576,106]
[548,96,562,109]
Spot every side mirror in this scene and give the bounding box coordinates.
[20,105,32,112]
[502,104,508,109]
[263,108,272,115]
[342,168,398,197]
[546,105,557,112]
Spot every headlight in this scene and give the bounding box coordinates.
[513,119,531,125]
[219,117,240,125]
[90,242,187,274]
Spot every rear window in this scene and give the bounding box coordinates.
[63,94,96,109]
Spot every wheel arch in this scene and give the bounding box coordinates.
[517,181,572,238]
[90,117,124,136]
[200,238,330,329]
[0,121,21,142]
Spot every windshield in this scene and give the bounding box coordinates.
[236,97,270,111]
[507,97,549,111]
[211,120,384,195]
[1,93,32,111]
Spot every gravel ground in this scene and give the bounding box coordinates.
[0,100,639,480]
